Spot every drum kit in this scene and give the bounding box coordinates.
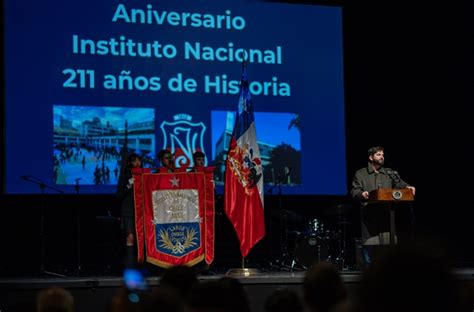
[293,204,351,269]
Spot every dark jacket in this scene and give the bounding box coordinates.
[116,169,135,217]
[351,163,409,203]
[351,163,412,242]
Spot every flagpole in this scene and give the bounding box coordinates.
[225,57,265,278]
[226,257,259,277]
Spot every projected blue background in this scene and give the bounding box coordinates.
[4,0,346,194]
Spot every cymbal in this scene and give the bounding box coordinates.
[324,203,352,215]
[287,230,305,235]
[337,221,352,225]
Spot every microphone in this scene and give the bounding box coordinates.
[21,175,31,180]
[386,169,400,181]
[75,178,82,182]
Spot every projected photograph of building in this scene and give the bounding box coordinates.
[212,111,301,186]
[53,105,155,185]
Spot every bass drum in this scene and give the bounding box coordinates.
[294,235,330,269]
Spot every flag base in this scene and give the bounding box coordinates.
[226,268,260,277]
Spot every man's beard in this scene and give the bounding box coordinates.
[373,159,384,166]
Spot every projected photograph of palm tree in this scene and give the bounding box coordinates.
[211,111,301,186]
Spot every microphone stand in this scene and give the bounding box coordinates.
[74,178,82,275]
[22,176,65,277]
[336,209,348,270]
[266,169,293,271]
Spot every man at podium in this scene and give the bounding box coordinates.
[351,146,416,266]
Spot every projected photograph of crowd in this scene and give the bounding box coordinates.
[212,111,301,186]
[53,105,155,185]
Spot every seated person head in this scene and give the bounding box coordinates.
[158,149,173,169]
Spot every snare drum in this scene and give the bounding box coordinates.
[294,235,330,269]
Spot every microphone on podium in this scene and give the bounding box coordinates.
[386,169,400,181]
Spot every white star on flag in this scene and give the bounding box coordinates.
[170,176,180,187]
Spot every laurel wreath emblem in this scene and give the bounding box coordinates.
[158,227,198,254]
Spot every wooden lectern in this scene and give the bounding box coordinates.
[368,188,415,245]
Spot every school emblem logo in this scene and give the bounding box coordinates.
[152,189,201,257]
[160,114,207,168]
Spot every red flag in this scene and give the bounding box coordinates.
[224,66,265,257]
[133,170,215,267]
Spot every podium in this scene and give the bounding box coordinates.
[368,189,414,245]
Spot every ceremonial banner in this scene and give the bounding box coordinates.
[132,168,152,263]
[133,169,214,267]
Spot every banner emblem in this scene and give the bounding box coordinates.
[152,189,201,257]
[156,224,200,256]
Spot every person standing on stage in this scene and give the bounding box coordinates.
[116,153,142,267]
[350,146,416,266]
[188,151,206,172]
[158,149,175,173]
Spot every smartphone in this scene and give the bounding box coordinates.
[123,268,148,291]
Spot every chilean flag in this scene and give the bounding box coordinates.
[224,65,265,258]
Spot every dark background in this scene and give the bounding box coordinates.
[1,0,473,275]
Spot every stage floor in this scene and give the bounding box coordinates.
[2,269,474,312]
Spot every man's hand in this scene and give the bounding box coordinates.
[361,191,369,200]
[407,186,416,195]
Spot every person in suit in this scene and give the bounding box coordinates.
[351,146,415,266]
